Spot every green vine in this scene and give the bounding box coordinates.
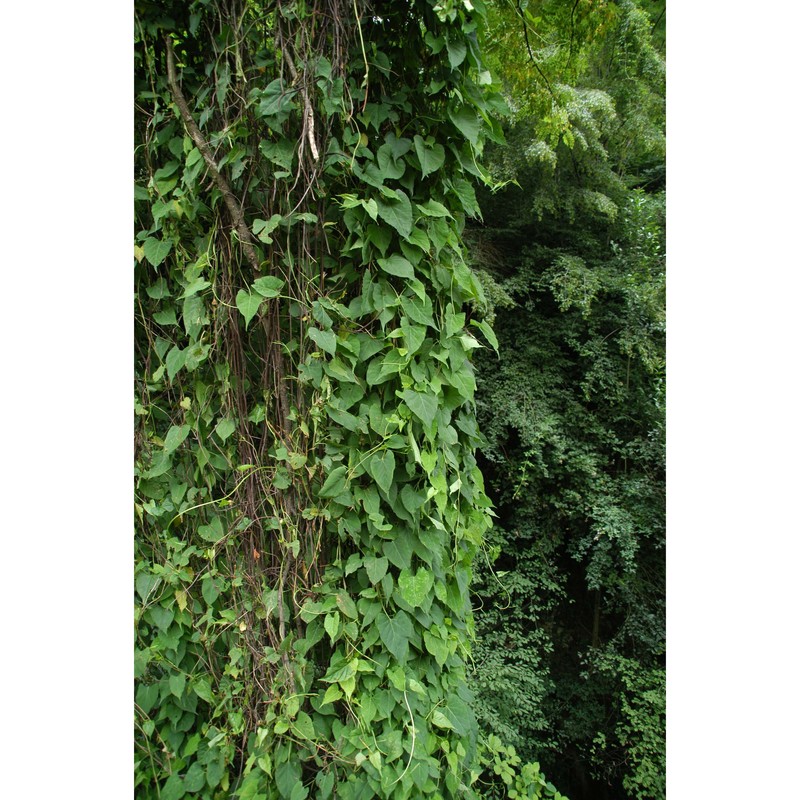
[134,1,559,798]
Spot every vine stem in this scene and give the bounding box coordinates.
[164,36,262,276]
[165,466,269,530]
[391,689,416,787]
[352,0,370,110]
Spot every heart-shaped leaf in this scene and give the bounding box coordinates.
[368,450,395,494]
[252,275,284,297]
[308,327,337,355]
[163,424,191,454]
[414,135,446,179]
[377,254,415,279]
[236,290,263,329]
[402,389,438,428]
[376,189,413,238]
[143,237,173,267]
[377,610,414,663]
[319,465,348,498]
[448,106,481,145]
[398,567,434,608]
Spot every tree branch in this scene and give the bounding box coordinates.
[515,0,557,101]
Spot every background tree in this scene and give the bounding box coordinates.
[467,2,666,798]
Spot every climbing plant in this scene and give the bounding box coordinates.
[134,1,563,798]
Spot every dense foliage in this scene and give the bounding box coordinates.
[467,2,665,799]
[134,1,665,798]
[134,1,570,798]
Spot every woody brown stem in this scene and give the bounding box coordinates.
[164,37,262,276]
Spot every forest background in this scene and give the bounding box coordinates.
[2,3,800,800]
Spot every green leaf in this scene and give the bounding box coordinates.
[445,365,475,400]
[214,417,236,442]
[169,672,186,698]
[450,176,480,216]
[202,574,222,605]
[366,350,407,385]
[253,275,285,297]
[367,224,392,256]
[384,536,413,570]
[327,406,361,431]
[315,55,332,79]
[385,132,413,160]
[321,684,343,707]
[259,79,297,121]
[364,198,378,220]
[275,759,302,800]
[471,318,499,352]
[377,143,406,180]
[336,591,358,619]
[413,135,446,179]
[253,214,282,244]
[318,770,335,799]
[423,630,449,666]
[180,277,211,299]
[398,567,434,608]
[322,659,358,684]
[160,773,186,800]
[364,555,389,585]
[401,295,435,328]
[324,611,340,643]
[165,346,186,381]
[292,711,315,741]
[377,610,415,663]
[135,573,159,602]
[153,307,178,326]
[235,290,263,330]
[184,762,206,793]
[259,138,295,170]
[308,327,337,356]
[416,199,451,218]
[400,484,426,516]
[163,424,191,454]
[345,553,363,575]
[193,677,214,704]
[148,604,173,630]
[198,516,225,543]
[368,750,383,772]
[442,695,474,736]
[377,254,415,279]
[146,278,171,299]
[401,321,426,355]
[402,389,438,428]
[386,665,406,691]
[319,465,348,497]
[431,709,454,730]
[290,782,309,800]
[445,35,467,68]
[182,295,208,338]
[376,189,413,238]
[448,106,481,146]
[143,237,173,267]
[184,732,201,761]
[368,450,395,494]
[184,342,210,371]
[206,755,225,789]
